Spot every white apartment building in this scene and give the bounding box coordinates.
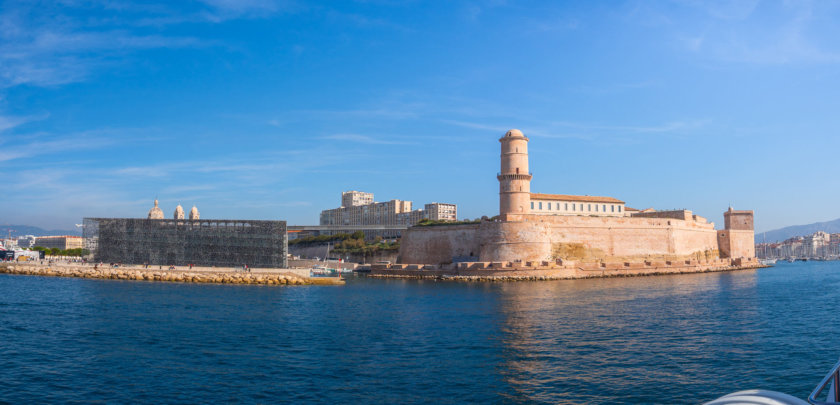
[320,192,457,226]
[341,191,374,208]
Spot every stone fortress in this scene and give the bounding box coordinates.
[375,129,759,279]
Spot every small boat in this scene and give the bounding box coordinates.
[309,265,339,277]
[760,258,778,266]
[706,358,840,404]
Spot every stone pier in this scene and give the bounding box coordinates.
[0,263,344,286]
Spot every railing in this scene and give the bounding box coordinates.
[497,172,533,176]
[809,359,840,404]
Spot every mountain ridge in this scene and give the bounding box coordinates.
[0,225,82,238]
[759,218,840,243]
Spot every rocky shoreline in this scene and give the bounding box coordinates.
[0,264,343,286]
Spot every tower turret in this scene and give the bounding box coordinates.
[174,204,185,220]
[148,199,164,219]
[497,129,532,220]
[189,205,200,220]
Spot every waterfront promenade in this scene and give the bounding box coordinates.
[0,261,343,286]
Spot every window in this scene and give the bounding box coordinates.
[595,205,599,212]
[603,205,607,212]
[539,202,543,210]
[588,204,591,211]
[618,206,622,213]
[548,203,551,210]
[565,203,568,210]
[572,204,575,211]
[611,205,615,212]
[531,202,534,209]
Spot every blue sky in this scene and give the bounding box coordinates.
[1,0,839,233]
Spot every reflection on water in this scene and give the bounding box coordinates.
[496,270,771,403]
[1,262,839,403]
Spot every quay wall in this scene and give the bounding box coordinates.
[372,258,764,281]
[289,244,398,265]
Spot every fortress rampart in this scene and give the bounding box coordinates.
[394,129,757,278]
[400,213,722,265]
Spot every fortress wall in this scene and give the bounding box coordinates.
[505,215,719,263]
[477,221,552,263]
[399,216,726,265]
[398,224,481,264]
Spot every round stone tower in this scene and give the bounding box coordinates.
[497,129,532,220]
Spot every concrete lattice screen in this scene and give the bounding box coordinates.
[83,218,288,268]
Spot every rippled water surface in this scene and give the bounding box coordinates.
[2,261,839,404]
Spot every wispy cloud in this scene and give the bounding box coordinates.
[322,133,414,145]
[0,113,47,133]
[0,127,154,163]
[442,118,708,141]
[665,1,840,65]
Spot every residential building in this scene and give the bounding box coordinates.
[320,192,457,227]
[34,235,84,250]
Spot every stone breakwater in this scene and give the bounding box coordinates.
[0,264,342,286]
[369,257,767,282]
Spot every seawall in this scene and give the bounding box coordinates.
[370,257,765,281]
[0,263,343,286]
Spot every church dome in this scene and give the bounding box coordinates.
[189,205,200,220]
[174,204,185,220]
[148,199,164,219]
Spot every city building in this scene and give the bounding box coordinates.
[16,235,36,248]
[34,235,84,250]
[341,191,374,208]
[83,200,288,268]
[529,194,625,217]
[320,192,457,228]
[757,231,840,260]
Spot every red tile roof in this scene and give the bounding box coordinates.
[530,193,624,204]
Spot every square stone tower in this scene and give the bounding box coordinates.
[717,208,755,259]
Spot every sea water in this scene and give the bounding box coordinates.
[1,261,838,403]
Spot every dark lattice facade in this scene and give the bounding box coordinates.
[83,218,288,268]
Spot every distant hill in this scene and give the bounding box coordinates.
[0,225,82,238]
[759,218,840,243]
